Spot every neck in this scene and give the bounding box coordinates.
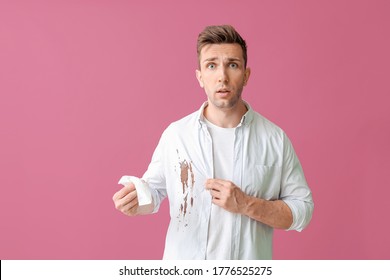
[204,100,247,128]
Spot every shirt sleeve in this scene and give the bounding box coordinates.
[280,132,314,232]
[142,129,169,214]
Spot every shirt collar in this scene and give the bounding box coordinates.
[197,100,254,128]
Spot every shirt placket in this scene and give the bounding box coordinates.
[199,123,214,259]
[231,124,244,259]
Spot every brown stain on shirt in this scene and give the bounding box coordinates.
[179,160,189,194]
[176,150,196,224]
[183,193,188,217]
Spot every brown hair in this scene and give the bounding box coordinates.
[197,25,248,68]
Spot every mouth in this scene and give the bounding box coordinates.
[216,88,231,96]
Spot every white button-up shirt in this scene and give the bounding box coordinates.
[142,101,314,259]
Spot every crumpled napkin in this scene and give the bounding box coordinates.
[118,175,152,206]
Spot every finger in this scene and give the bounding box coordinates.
[209,189,221,199]
[121,197,139,214]
[211,196,223,206]
[207,178,229,186]
[121,190,138,205]
[113,183,135,201]
[115,190,137,210]
[205,179,224,191]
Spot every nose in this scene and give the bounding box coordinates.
[218,66,229,83]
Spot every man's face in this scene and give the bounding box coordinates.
[196,43,250,110]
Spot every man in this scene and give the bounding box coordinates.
[113,25,313,259]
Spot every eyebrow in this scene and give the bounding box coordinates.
[202,57,242,63]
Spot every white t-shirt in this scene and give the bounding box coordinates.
[204,118,236,259]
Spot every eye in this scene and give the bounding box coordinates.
[206,63,216,69]
[229,63,238,68]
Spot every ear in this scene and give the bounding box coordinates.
[244,67,251,86]
[195,69,204,88]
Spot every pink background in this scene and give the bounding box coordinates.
[1,0,389,260]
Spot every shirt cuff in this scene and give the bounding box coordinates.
[283,199,314,232]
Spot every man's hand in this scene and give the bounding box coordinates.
[205,179,248,214]
[113,183,154,216]
[206,178,293,229]
[113,183,139,216]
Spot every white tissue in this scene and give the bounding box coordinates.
[118,176,152,206]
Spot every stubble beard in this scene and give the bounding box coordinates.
[210,88,243,110]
